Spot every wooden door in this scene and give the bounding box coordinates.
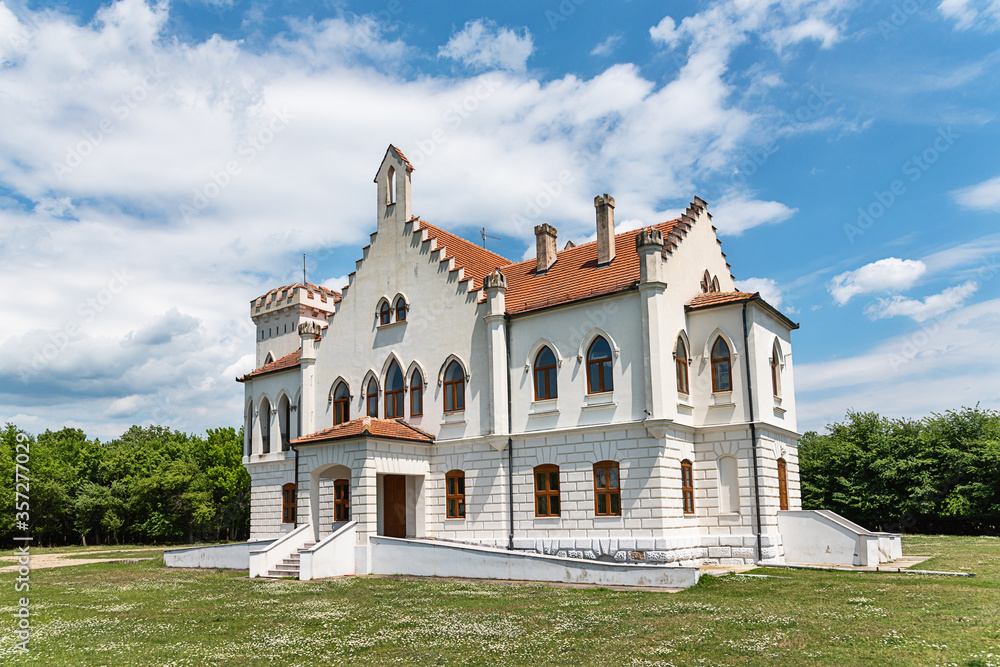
[383,475,406,538]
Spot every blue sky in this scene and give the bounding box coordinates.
[1,0,999,438]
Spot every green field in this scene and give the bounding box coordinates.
[1,535,998,665]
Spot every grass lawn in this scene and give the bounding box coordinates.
[1,535,998,665]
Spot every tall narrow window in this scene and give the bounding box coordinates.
[281,397,290,451]
[260,397,271,454]
[366,378,379,418]
[593,461,621,516]
[675,337,689,395]
[333,382,350,425]
[534,464,560,517]
[410,370,423,417]
[334,479,350,521]
[711,337,732,393]
[771,342,781,397]
[395,297,407,322]
[777,458,789,511]
[446,470,465,518]
[711,275,720,292]
[296,396,301,440]
[282,483,296,523]
[701,270,711,293]
[385,361,404,418]
[387,166,396,205]
[533,346,558,400]
[379,301,391,325]
[443,361,465,412]
[718,456,740,514]
[586,336,613,394]
[681,460,694,514]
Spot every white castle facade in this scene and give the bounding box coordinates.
[230,146,876,580]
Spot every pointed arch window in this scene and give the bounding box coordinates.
[260,397,271,454]
[443,361,465,412]
[533,346,558,400]
[379,301,391,326]
[395,297,407,322]
[711,275,720,292]
[410,369,424,417]
[586,336,613,394]
[675,337,689,395]
[771,342,781,397]
[777,458,789,511]
[366,378,379,418]
[385,361,404,418]
[333,383,350,425]
[711,337,732,393]
[701,270,711,293]
[681,460,694,514]
[387,166,396,205]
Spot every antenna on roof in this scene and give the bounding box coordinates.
[302,253,307,285]
[481,228,500,249]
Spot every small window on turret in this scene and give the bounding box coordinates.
[387,167,396,205]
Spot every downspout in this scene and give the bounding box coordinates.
[504,313,514,551]
[742,300,763,563]
[291,443,299,529]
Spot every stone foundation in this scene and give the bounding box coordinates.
[512,534,781,566]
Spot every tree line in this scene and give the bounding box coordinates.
[799,406,1000,535]
[1,423,250,546]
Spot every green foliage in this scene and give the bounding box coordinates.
[0,422,249,546]
[800,407,1000,534]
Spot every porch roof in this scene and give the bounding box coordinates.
[291,416,434,445]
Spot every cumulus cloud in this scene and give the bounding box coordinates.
[828,258,927,305]
[864,281,979,322]
[735,277,784,308]
[439,19,534,72]
[711,192,797,235]
[649,16,680,48]
[952,174,1000,211]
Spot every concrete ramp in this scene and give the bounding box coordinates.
[370,537,700,589]
[778,510,901,566]
[164,540,272,570]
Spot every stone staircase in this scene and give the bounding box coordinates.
[265,542,315,578]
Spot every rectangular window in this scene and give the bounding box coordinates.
[282,483,296,523]
[534,465,560,517]
[334,479,350,521]
[411,383,423,416]
[681,460,695,515]
[446,470,465,518]
[593,461,621,516]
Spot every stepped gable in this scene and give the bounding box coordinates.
[292,416,434,445]
[415,219,513,292]
[502,218,685,315]
[237,350,301,382]
[686,291,799,330]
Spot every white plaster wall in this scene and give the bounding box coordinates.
[247,459,296,541]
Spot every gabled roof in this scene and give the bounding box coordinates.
[417,220,512,292]
[502,219,683,315]
[373,145,414,181]
[292,417,434,445]
[686,291,799,330]
[237,350,301,382]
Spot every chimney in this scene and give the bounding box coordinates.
[534,223,558,273]
[595,194,615,265]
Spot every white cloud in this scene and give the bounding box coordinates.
[590,34,623,57]
[939,0,1000,31]
[864,281,979,322]
[711,192,797,235]
[649,16,680,48]
[735,277,783,308]
[952,174,1000,211]
[828,258,927,305]
[439,19,534,72]
[771,18,841,50]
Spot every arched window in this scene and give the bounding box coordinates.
[711,337,732,393]
[385,361,404,418]
[675,337,689,395]
[410,369,424,417]
[777,458,789,511]
[264,352,274,364]
[593,461,621,516]
[379,301,391,326]
[296,395,301,439]
[533,346,558,400]
[443,361,465,412]
[244,402,252,457]
[395,297,407,322]
[366,378,379,418]
[771,341,781,397]
[334,479,350,521]
[681,459,694,514]
[711,275,720,292]
[387,166,396,205]
[280,396,291,451]
[260,397,271,454]
[701,270,711,293]
[534,464,560,517]
[718,456,740,514]
[281,482,296,523]
[586,336,613,394]
[333,382,350,425]
[446,470,465,518]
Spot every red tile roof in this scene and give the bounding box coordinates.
[254,282,341,307]
[237,350,301,382]
[502,219,684,315]
[292,417,434,445]
[417,220,512,292]
[389,144,414,171]
[686,291,757,309]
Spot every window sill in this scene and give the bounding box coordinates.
[709,392,735,408]
[445,516,466,521]
[582,392,616,410]
[442,410,466,425]
[773,405,787,415]
[676,401,694,412]
[529,399,559,416]
[376,320,407,331]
